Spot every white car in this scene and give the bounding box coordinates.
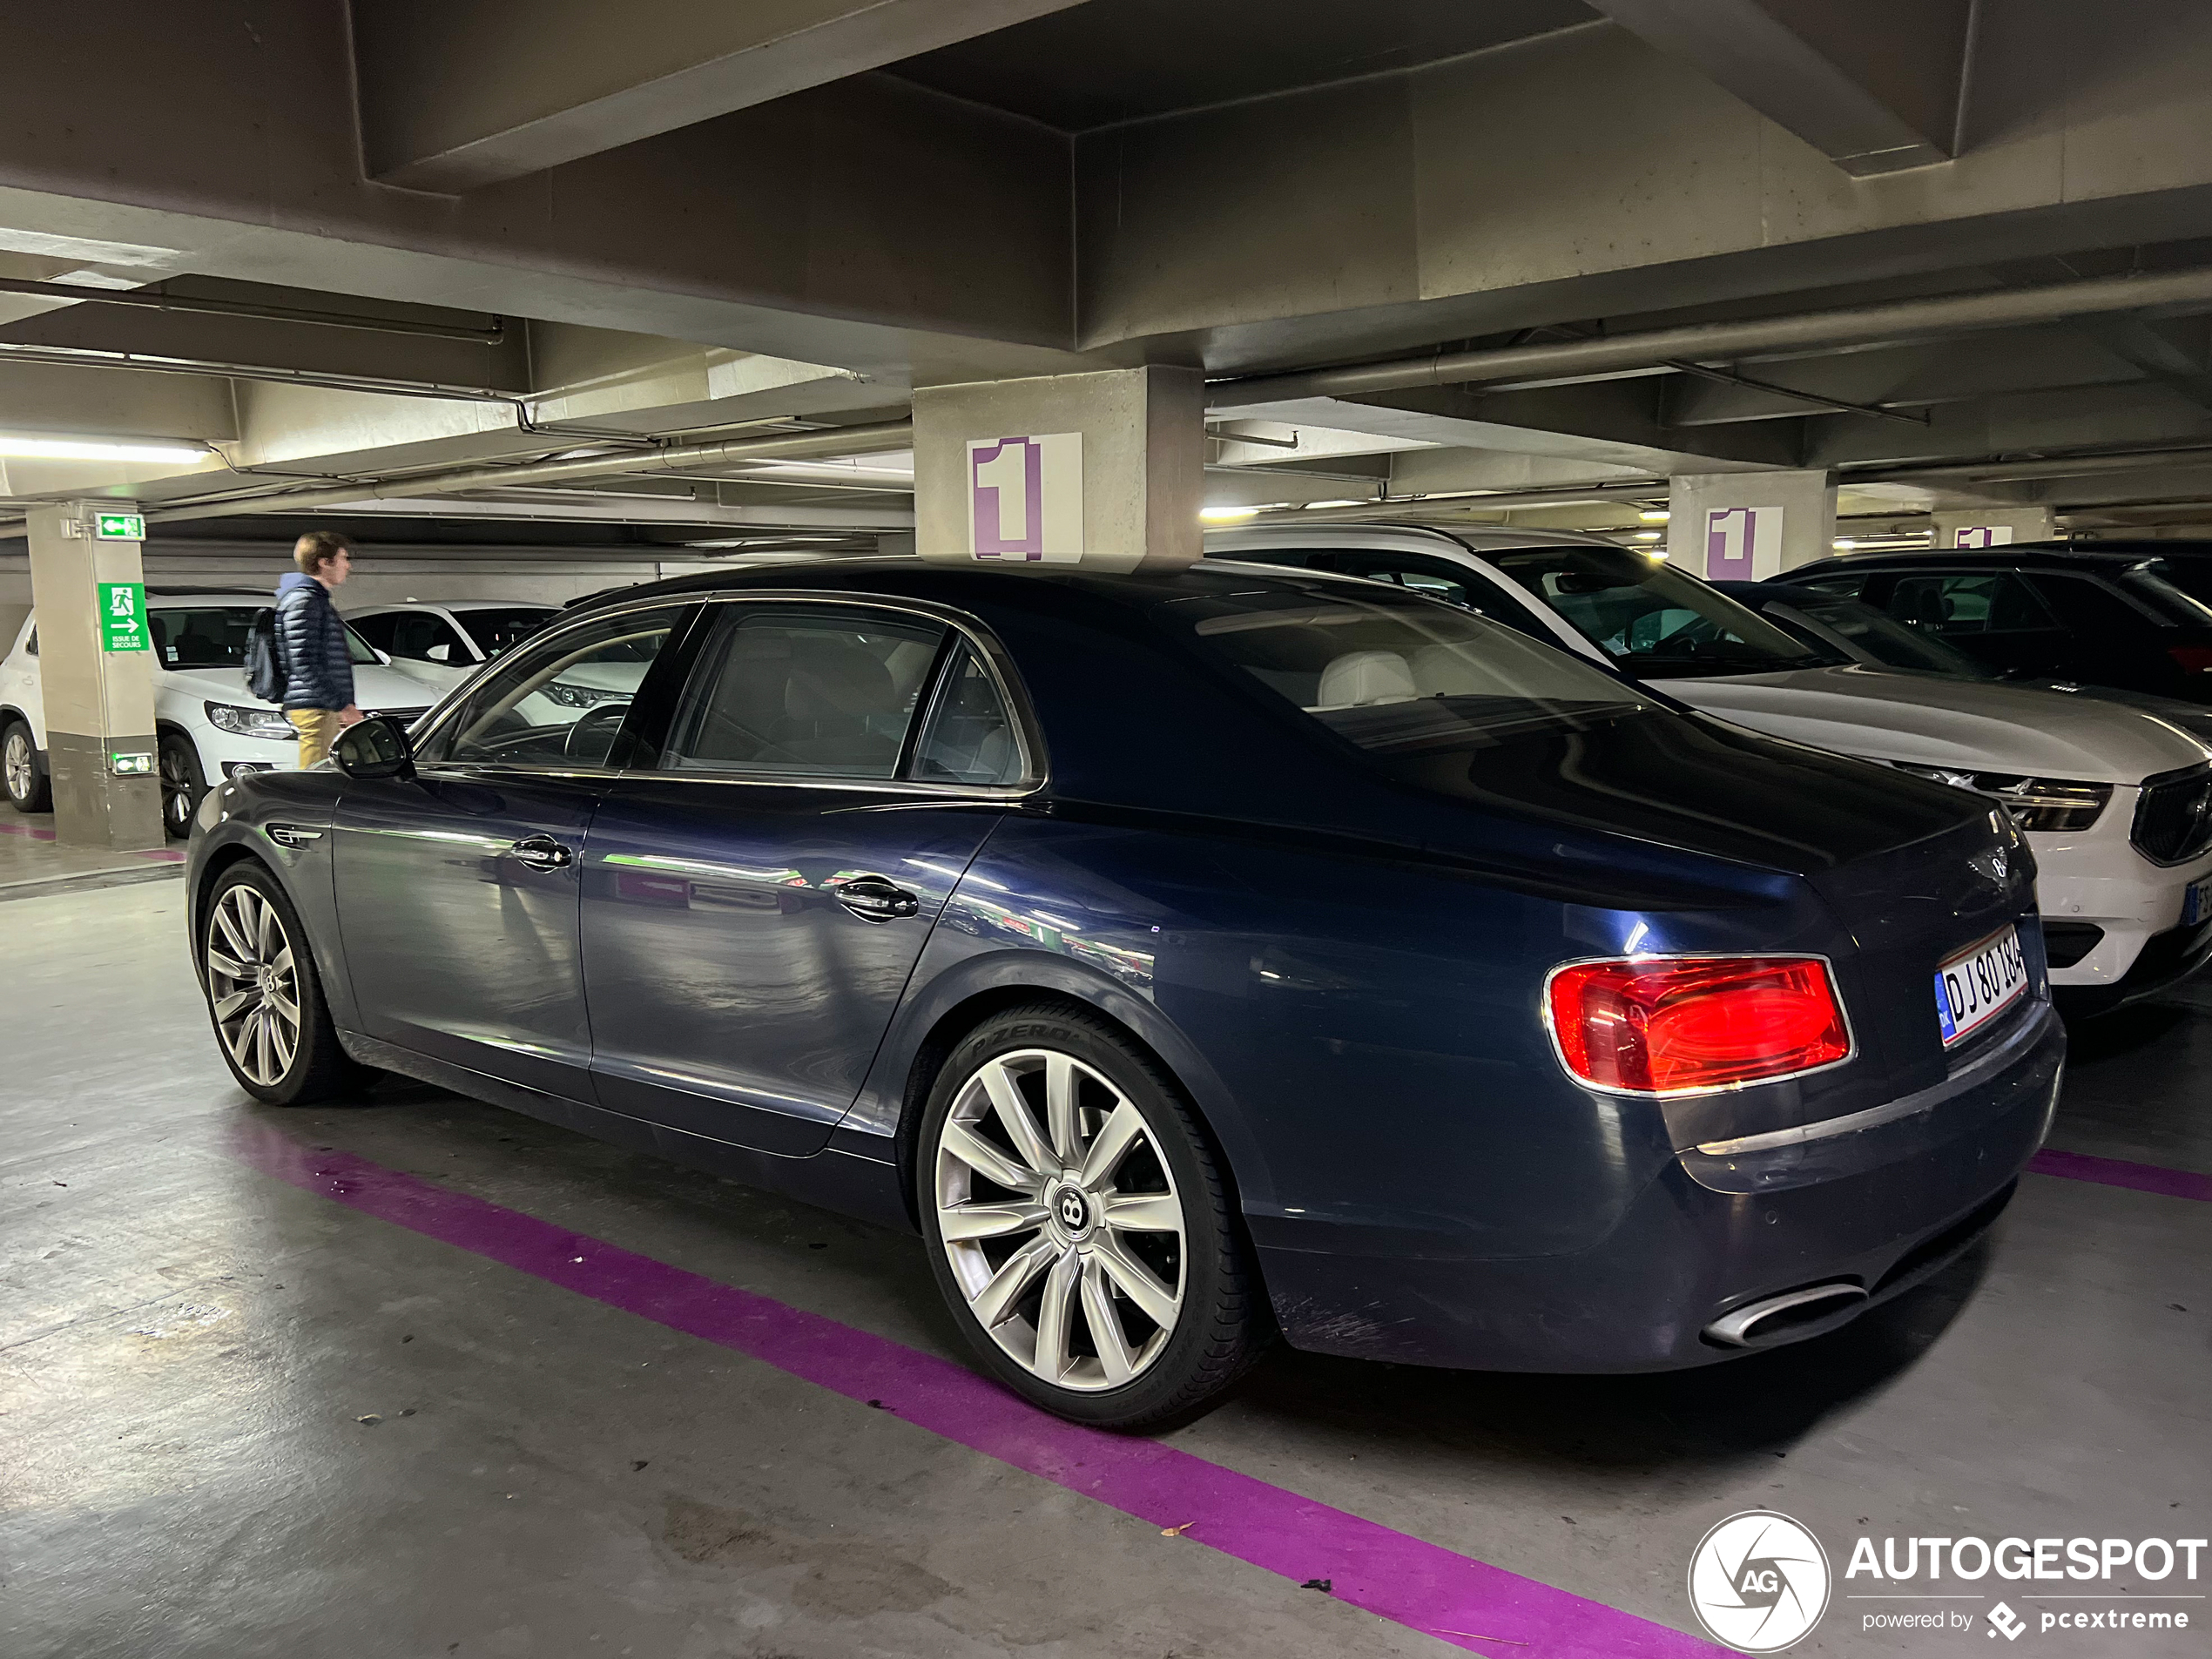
[344,601,558,692]
[1208,524,2212,1009]
[0,589,436,838]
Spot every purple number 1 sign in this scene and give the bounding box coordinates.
[967,431,1083,562]
[1704,505,1782,579]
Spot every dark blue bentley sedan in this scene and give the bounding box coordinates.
[187,560,2063,1426]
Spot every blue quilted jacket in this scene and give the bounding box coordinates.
[273,572,354,711]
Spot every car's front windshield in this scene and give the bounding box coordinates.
[1178,585,1661,754]
[1487,546,1843,678]
[1776,593,1995,678]
[152,605,381,670]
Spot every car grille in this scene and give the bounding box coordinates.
[2132,765,2212,864]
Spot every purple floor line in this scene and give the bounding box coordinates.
[2027,1147,2212,1203]
[227,1120,1720,1658]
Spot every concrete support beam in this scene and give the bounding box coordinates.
[1586,0,1974,175]
[353,0,1089,192]
[24,503,163,849]
[1226,384,1797,477]
[914,368,1204,572]
[1667,469,1837,579]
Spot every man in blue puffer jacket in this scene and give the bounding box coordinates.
[274,530,361,766]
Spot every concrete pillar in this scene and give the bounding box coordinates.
[25,502,164,849]
[1930,506,2056,549]
[914,366,1204,571]
[1666,470,1838,579]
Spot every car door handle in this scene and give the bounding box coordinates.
[509,834,575,871]
[830,874,921,922]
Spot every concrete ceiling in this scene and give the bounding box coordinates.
[884,0,1598,131]
[8,0,2212,558]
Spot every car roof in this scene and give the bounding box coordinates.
[145,589,271,604]
[1793,547,2163,575]
[1204,521,1624,556]
[558,554,1367,622]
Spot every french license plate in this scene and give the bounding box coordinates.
[1934,927,2029,1047]
[2184,877,2212,927]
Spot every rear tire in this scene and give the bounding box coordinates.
[3,718,49,813]
[917,1002,1265,1428]
[158,732,205,840]
[199,862,363,1105]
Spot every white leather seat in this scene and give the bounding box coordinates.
[1317,650,1418,707]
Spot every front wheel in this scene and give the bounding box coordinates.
[918,1003,1264,1428]
[158,732,206,840]
[199,863,362,1104]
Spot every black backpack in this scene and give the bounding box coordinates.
[244,605,287,704]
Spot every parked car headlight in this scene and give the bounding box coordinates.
[539,680,617,708]
[205,701,299,740]
[1891,762,2112,831]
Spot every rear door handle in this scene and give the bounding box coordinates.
[509,833,576,871]
[830,873,921,922]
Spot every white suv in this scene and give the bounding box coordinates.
[0,590,436,838]
[1209,524,2212,1010]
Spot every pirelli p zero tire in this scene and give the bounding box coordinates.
[199,862,362,1105]
[918,1002,1265,1429]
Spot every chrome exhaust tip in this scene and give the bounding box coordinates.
[1704,1281,1869,1348]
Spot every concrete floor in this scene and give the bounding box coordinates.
[2,883,2205,1658]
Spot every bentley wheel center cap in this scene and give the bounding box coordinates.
[1053,1185,1093,1238]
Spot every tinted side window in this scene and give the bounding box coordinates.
[349,612,400,651]
[386,612,469,664]
[427,606,685,769]
[912,644,1023,786]
[658,606,945,779]
[2025,574,2163,636]
[1887,573,2054,634]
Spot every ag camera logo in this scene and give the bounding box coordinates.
[1689,1511,1832,1652]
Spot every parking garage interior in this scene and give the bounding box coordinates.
[3,4,2209,1656]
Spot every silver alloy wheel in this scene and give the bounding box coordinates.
[3,728,30,804]
[159,742,194,833]
[205,885,301,1089]
[934,1048,1187,1392]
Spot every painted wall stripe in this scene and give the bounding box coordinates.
[2028,1146,2212,1203]
[227,1121,1720,1658]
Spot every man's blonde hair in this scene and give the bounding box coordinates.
[294,530,351,576]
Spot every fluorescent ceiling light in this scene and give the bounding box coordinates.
[1304,498,1370,509]
[1833,538,1856,550]
[0,435,209,464]
[1633,529,1663,541]
[1639,509,1670,523]
[1199,506,1260,522]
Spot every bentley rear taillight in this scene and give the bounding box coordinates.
[1545,955,1851,1096]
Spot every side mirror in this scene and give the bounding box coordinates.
[427,643,451,662]
[334,714,415,780]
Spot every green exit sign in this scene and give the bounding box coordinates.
[92,511,145,541]
[98,581,150,652]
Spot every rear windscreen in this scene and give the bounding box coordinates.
[1179,586,1658,753]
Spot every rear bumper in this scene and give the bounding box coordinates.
[1253,1002,2064,1371]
